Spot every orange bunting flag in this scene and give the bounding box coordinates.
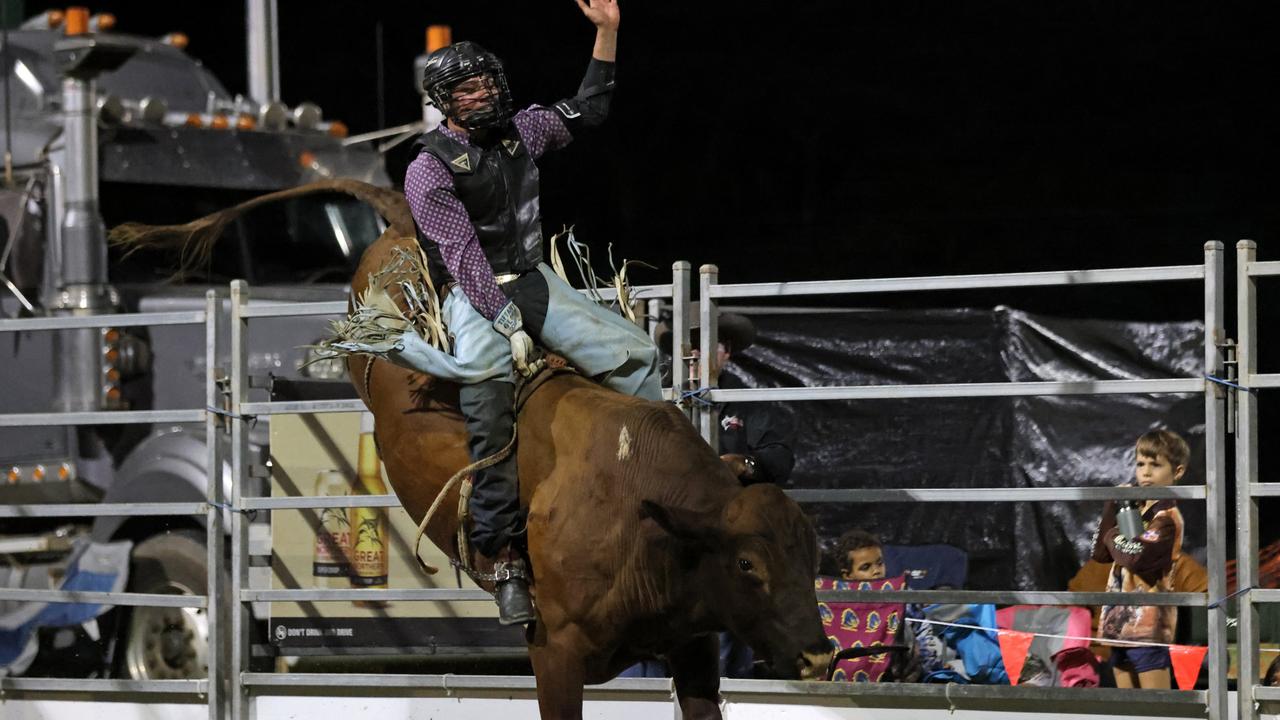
[997,629,1034,685]
[1169,645,1208,690]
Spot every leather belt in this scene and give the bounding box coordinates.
[440,273,523,301]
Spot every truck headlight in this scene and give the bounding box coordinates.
[299,344,347,380]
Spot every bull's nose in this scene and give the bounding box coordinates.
[797,647,835,681]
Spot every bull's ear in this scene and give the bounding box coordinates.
[640,500,721,547]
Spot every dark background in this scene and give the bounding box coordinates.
[19,2,1279,552]
[19,2,1276,300]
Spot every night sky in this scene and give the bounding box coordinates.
[19,2,1279,541]
[21,2,1277,304]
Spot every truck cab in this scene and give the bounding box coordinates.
[0,10,386,680]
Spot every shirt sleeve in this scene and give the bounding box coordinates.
[742,404,796,485]
[1091,501,1118,562]
[403,151,509,321]
[1101,508,1177,581]
[511,105,573,160]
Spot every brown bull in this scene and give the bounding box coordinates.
[111,179,833,719]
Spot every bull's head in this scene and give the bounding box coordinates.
[642,484,833,680]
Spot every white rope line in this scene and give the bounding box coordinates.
[905,617,1189,649]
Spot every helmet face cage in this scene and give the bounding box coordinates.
[423,42,514,131]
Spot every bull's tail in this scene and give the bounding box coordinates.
[108,178,416,279]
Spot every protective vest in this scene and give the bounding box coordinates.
[409,126,543,285]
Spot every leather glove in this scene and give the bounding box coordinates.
[720,454,757,481]
[493,301,539,377]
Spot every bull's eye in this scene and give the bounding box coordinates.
[738,558,754,573]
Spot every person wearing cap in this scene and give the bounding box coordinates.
[657,310,796,487]
[402,0,662,627]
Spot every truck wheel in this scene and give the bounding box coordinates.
[120,529,212,680]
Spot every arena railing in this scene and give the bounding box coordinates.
[0,292,225,720]
[221,265,690,719]
[692,243,1229,720]
[216,247,1235,720]
[1235,240,1280,720]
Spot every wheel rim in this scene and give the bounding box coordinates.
[123,580,209,680]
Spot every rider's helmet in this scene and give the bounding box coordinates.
[421,41,514,131]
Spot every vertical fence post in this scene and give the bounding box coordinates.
[1203,241,1228,720]
[1236,240,1260,720]
[699,265,719,449]
[647,298,661,339]
[229,281,251,720]
[672,261,691,417]
[206,290,227,720]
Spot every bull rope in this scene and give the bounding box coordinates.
[411,425,516,577]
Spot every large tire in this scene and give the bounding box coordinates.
[119,529,213,680]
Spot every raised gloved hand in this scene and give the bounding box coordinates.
[493,301,540,377]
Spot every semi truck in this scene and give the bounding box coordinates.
[0,7,389,679]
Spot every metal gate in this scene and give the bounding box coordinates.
[6,244,1276,719]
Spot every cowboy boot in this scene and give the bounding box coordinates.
[494,545,535,626]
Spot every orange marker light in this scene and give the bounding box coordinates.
[6,467,20,484]
[32,465,46,481]
[103,328,120,344]
[327,120,349,139]
[184,113,203,127]
[427,25,452,53]
[91,13,116,31]
[299,151,317,168]
[58,464,72,481]
[162,32,190,49]
[105,386,123,402]
[106,367,122,383]
[65,7,89,35]
[236,114,257,131]
[48,10,65,28]
[210,114,230,130]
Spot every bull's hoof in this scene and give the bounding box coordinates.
[496,578,535,626]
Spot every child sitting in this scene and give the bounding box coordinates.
[839,528,887,582]
[821,528,921,682]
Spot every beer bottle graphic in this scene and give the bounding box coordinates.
[312,470,351,588]
[349,412,389,607]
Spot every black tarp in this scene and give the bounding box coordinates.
[721,306,1206,592]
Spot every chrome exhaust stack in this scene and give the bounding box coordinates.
[50,34,137,412]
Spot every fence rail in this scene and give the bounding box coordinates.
[706,264,1205,299]
[705,378,1204,403]
[1235,240,1278,720]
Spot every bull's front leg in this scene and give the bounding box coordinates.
[667,633,723,720]
[529,627,587,720]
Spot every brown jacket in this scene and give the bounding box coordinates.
[1091,499,1185,644]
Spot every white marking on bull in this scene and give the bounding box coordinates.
[617,425,632,461]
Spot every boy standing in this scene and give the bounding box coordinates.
[1092,429,1190,689]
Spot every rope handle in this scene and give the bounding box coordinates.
[412,425,518,575]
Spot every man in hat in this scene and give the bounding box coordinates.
[657,310,796,487]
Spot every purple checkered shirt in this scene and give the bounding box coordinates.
[403,106,572,321]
